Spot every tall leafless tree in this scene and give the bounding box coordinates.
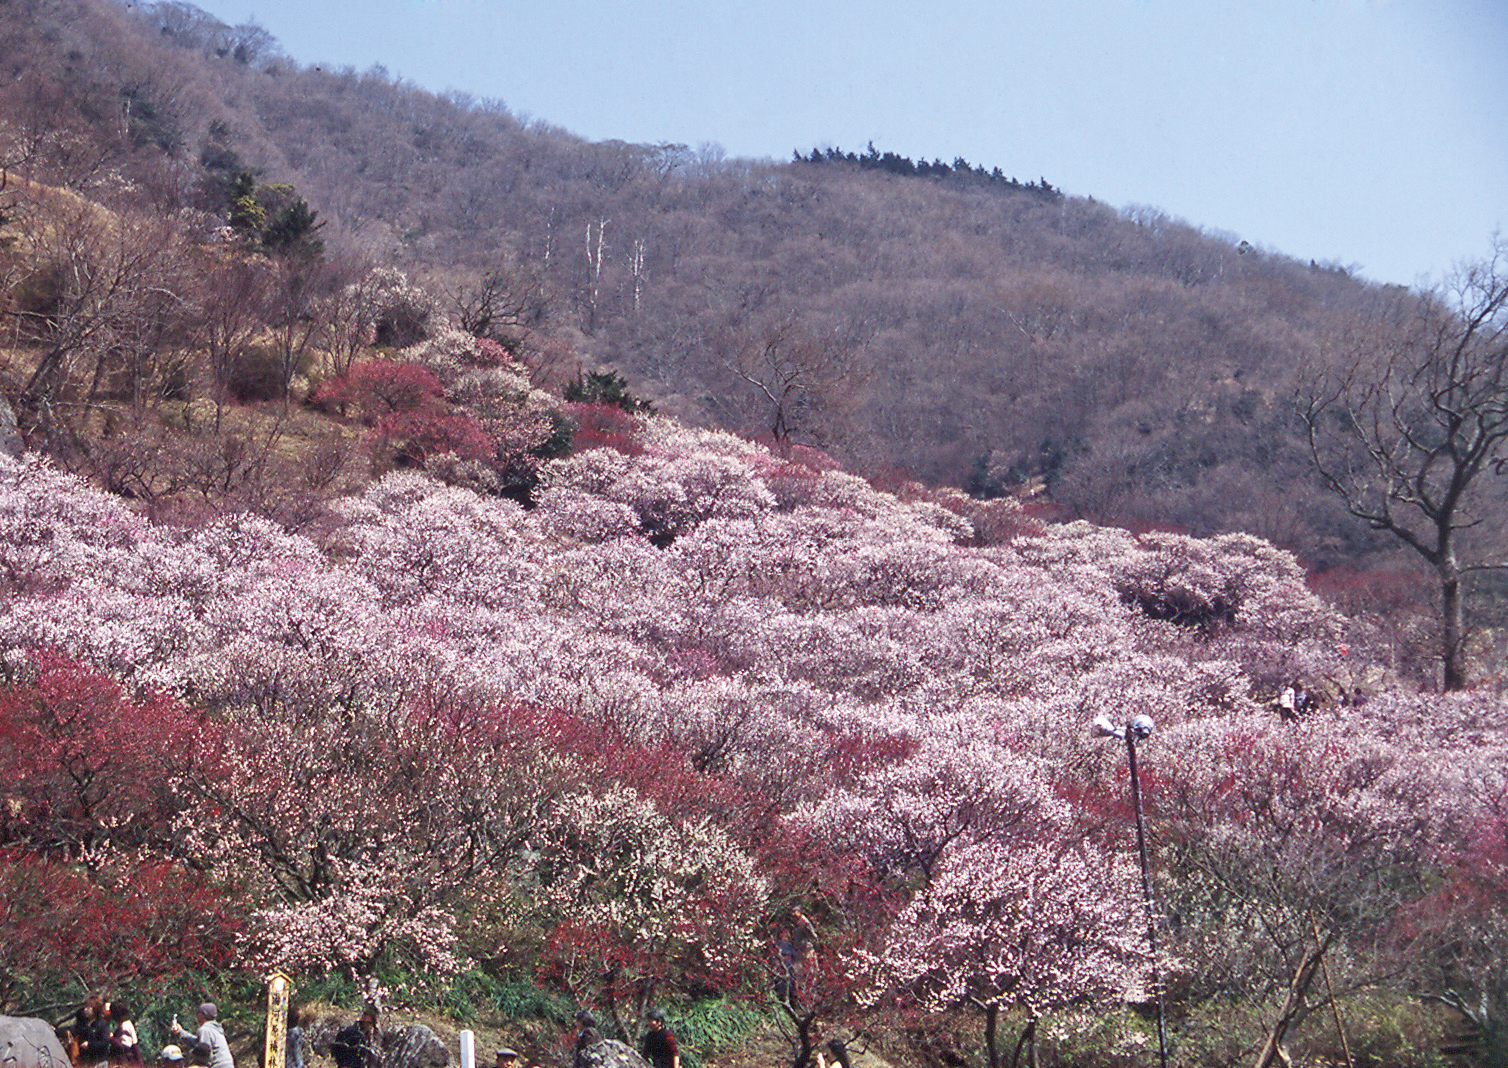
[1301,242,1508,690]
[12,198,188,448]
[721,316,869,453]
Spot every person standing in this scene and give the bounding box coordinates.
[330,1006,380,1068]
[74,996,113,1064]
[169,1003,233,1068]
[571,1014,603,1068]
[108,1002,143,1064]
[789,908,818,968]
[640,1010,678,1068]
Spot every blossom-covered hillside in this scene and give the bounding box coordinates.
[1,425,1505,1068]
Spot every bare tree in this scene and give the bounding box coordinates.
[721,316,869,453]
[441,258,548,338]
[266,256,330,401]
[1301,242,1508,690]
[194,248,273,428]
[11,197,189,448]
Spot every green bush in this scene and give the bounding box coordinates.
[668,997,764,1068]
[437,971,572,1026]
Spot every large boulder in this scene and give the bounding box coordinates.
[575,1039,651,1068]
[304,1021,447,1068]
[381,1025,448,1068]
[0,1016,72,1068]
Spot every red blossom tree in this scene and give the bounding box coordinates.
[315,360,447,424]
[0,649,201,859]
[0,849,244,1006]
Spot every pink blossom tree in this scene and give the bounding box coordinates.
[879,836,1145,1068]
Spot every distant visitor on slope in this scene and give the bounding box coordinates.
[572,1012,603,1068]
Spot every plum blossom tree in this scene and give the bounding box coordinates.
[0,849,243,1005]
[795,736,1063,886]
[1149,706,1457,1068]
[879,837,1145,1068]
[188,695,578,979]
[525,784,768,1037]
[0,648,200,859]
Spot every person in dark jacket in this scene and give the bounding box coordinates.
[74,996,112,1063]
[331,1007,380,1068]
[286,1008,307,1068]
[571,1013,603,1068]
[640,1010,678,1068]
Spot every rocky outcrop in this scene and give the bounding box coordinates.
[574,1039,650,1068]
[0,1016,72,1068]
[381,1026,448,1068]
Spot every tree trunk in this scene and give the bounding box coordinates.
[1009,1018,1037,1068]
[21,345,70,410]
[1254,938,1330,1068]
[982,1003,999,1068]
[1441,566,1466,691]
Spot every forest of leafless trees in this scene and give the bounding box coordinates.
[4,0,1506,685]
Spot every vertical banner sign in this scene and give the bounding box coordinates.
[459,1030,476,1068]
[264,972,293,1068]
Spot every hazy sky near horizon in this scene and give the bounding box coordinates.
[188,0,1506,288]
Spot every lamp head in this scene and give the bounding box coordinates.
[1091,714,1122,739]
[1129,714,1155,740]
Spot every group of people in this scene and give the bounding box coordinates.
[66,995,684,1068]
[68,996,141,1065]
[63,999,230,1068]
[324,1001,679,1068]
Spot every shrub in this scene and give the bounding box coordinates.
[564,403,643,456]
[563,370,653,415]
[315,361,446,425]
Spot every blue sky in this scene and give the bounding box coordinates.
[188,0,1506,288]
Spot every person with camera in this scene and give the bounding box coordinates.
[169,1003,232,1068]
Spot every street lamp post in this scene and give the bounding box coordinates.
[1094,713,1168,1068]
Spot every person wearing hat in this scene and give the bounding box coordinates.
[571,1013,602,1068]
[493,1049,520,1068]
[169,1004,232,1068]
[640,1010,678,1068]
[158,1046,185,1066]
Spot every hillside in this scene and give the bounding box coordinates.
[2,423,1505,1068]
[0,0,1417,550]
[3,9,1508,1065]
[11,0,1498,674]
